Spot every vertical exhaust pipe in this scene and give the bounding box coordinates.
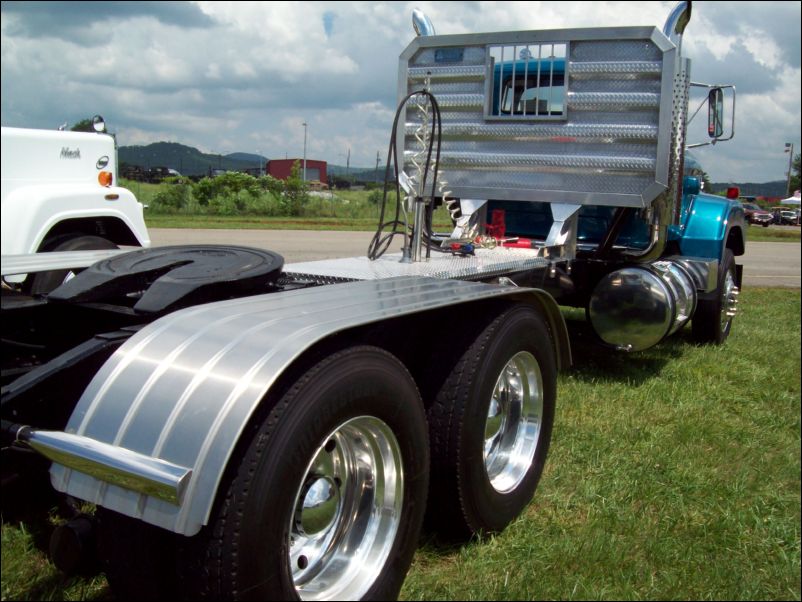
[412,9,436,36]
[627,1,693,262]
[663,1,692,55]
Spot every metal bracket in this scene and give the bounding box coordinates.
[543,203,581,260]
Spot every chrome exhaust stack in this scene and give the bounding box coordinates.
[628,1,693,263]
[412,8,435,37]
[663,1,691,54]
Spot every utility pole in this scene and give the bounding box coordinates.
[785,142,795,197]
[302,122,308,182]
[375,151,381,184]
[346,148,350,183]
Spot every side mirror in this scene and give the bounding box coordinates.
[707,88,723,138]
[688,83,735,149]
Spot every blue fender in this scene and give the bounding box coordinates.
[669,177,746,262]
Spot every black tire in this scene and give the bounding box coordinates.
[172,345,429,601]
[426,303,556,539]
[27,234,118,295]
[692,248,738,345]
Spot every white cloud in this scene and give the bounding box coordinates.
[1,0,800,183]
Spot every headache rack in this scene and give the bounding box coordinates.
[397,25,686,209]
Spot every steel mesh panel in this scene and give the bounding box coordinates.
[433,170,656,196]
[399,27,675,208]
[405,122,659,142]
[410,46,487,66]
[571,39,662,62]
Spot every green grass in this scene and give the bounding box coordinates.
[144,213,384,231]
[144,212,454,232]
[1,522,109,601]
[122,179,801,240]
[401,288,801,601]
[2,288,800,600]
[744,226,801,242]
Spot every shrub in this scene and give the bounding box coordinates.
[280,160,310,216]
[150,176,193,212]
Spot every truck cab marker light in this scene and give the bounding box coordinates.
[98,171,113,187]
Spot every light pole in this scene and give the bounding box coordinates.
[302,122,308,182]
[785,142,795,197]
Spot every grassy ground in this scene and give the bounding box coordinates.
[2,288,800,601]
[401,288,801,600]
[144,213,384,231]
[127,179,801,240]
[744,226,801,243]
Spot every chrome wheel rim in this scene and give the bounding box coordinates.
[720,269,739,334]
[289,416,403,601]
[483,351,543,494]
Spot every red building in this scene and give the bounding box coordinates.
[266,159,327,184]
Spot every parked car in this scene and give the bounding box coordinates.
[741,202,773,227]
[770,207,800,225]
[780,209,800,225]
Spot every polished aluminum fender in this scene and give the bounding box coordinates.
[50,275,569,536]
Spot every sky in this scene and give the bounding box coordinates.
[1,1,800,184]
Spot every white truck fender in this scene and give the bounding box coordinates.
[0,184,150,256]
[50,276,569,536]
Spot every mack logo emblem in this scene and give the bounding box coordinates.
[60,147,81,159]
[96,156,110,169]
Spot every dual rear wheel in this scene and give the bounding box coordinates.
[101,303,557,600]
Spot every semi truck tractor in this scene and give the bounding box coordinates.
[1,2,742,599]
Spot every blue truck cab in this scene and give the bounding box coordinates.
[399,0,743,349]
[487,52,744,265]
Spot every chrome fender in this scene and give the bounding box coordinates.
[51,276,568,536]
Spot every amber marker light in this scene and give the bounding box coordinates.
[98,171,113,187]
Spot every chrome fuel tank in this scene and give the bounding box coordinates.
[588,260,697,351]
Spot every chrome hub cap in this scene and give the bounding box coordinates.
[721,270,739,332]
[483,351,544,494]
[289,416,403,600]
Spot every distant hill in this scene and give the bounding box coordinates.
[118,142,379,179]
[710,181,788,198]
[121,142,786,190]
[225,152,268,165]
[118,142,267,176]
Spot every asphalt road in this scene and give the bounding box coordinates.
[149,228,801,288]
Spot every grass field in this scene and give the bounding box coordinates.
[2,288,800,601]
[744,226,801,243]
[126,178,801,241]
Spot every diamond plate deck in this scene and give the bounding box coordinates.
[285,247,550,282]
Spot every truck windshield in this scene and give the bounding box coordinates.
[489,44,567,118]
[499,69,565,116]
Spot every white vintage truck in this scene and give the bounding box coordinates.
[1,116,150,292]
[1,2,743,600]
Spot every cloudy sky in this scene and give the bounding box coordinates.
[2,1,800,183]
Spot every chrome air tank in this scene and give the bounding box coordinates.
[588,260,697,351]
